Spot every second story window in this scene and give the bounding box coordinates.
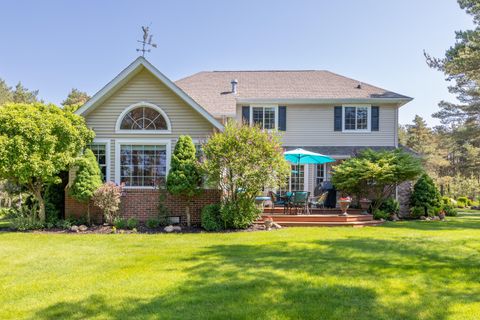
[343,106,370,131]
[252,106,276,129]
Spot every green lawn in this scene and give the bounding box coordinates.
[1,214,480,319]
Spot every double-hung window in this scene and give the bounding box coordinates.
[343,106,370,131]
[315,164,326,186]
[88,143,108,182]
[252,106,276,129]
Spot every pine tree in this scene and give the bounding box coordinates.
[12,82,40,103]
[62,88,90,110]
[166,135,201,226]
[69,149,103,224]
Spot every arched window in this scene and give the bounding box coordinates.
[116,102,171,132]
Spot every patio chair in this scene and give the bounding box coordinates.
[309,192,328,209]
[290,191,310,215]
[283,192,293,214]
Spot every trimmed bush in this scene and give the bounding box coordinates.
[220,199,260,229]
[373,209,389,220]
[146,218,160,229]
[201,204,223,231]
[126,218,139,230]
[113,218,127,229]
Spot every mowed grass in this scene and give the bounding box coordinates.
[1,214,480,319]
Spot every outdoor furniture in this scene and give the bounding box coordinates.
[280,192,293,214]
[309,192,328,208]
[290,191,310,214]
[255,196,271,209]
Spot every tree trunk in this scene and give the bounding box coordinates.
[37,193,46,222]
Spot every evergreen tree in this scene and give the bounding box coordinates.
[69,149,103,224]
[0,79,13,106]
[62,88,90,109]
[166,135,201,226]
[12,82,40,103]
[410,174,442,216]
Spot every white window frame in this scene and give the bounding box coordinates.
[315,163,326,186]
[114,138,172,189]
[115,101,172,134]
[249,105,278,130]
[91,138,111,182]
[342,105,371,133]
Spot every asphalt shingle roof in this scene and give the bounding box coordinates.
[175,70,411,117]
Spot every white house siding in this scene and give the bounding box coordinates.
[85,68,216,181]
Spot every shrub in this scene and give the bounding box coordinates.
[146,218,160,229]
[429,206,442,217]
[441,196,452,206]
[410,173,441,217]
[55,219,72,230]
[10,216,44,231]
[443,205,458,217]
[220,199,260,229]
[373,209,389,220]
[0,207,17,219]
[410,206,425,219]
[113,218,127,229]
[457,197,469,207]
[457,202,466,209]
[93,182,122,224]
[380,198,400,214]
[201,204,223,231]
[126,218,139,230]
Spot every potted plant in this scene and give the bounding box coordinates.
[359,198,372,215]
[338,196,351,216]
[264,216,274,230]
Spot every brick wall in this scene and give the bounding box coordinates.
[65,188,221,226]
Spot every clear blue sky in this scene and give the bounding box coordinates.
[0,0,473,125]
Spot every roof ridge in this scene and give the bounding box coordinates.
[210,70,325,73]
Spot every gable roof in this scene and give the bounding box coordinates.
[175,70,413,117]
[75,57,223,130]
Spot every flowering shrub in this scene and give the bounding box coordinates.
[93,182,122,224]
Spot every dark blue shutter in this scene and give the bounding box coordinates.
[334,106,342,131]
[278,106,287,131]
[371,106,379,131]
[242,106,250,125]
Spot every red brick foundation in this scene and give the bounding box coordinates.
[65,189,221,226]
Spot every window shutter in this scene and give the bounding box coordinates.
[334,106,342,131]
[242,106,250,125]
[278,106,287,131]
[371,106,379,131]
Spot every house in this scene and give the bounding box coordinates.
[66,56,412,223]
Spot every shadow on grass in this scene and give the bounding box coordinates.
[33,235,480,319]
[380,213,480,231]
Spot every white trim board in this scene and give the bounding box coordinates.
[75,56,224,131]
[114,138,172,189]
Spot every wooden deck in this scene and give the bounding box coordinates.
[259,207,382,227]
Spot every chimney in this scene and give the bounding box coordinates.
[231,79,238,94]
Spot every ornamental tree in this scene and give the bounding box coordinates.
[331,149,423,213]
[410,173,442,216]
[69,149,103,223]
[202,120,290,229]
[93,182,122,224]
[0,103,94,221]
[166,135,201,226]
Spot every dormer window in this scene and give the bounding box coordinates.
[116,102,171,133]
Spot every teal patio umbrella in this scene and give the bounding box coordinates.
[284,148,335,191]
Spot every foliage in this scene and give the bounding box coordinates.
[10,216,44,231]
[69,149,103,223]
[443,205,458,217]
[220,199,260,229]
[0,79,41,105]
[62,88,90,108]
[157,191,170,226]
[146,218,160,229]
[373,209,389,220]
[166,135,201,226]
[441,196,452,206]
[0,79,12,106]
[113,217,127,229]
[410,174,442,217]
[93,182,122,224]
[126,218,139,230]
[0,103,94,221]
[380,198,400,214]
[410,206,425,219]
[331,149,423,212]
[202,121,290,229]
[457,196,469,207]
[201,203,223,231]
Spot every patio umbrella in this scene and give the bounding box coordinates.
[284,148,335,191]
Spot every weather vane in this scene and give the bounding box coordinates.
[136,25,157,57]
